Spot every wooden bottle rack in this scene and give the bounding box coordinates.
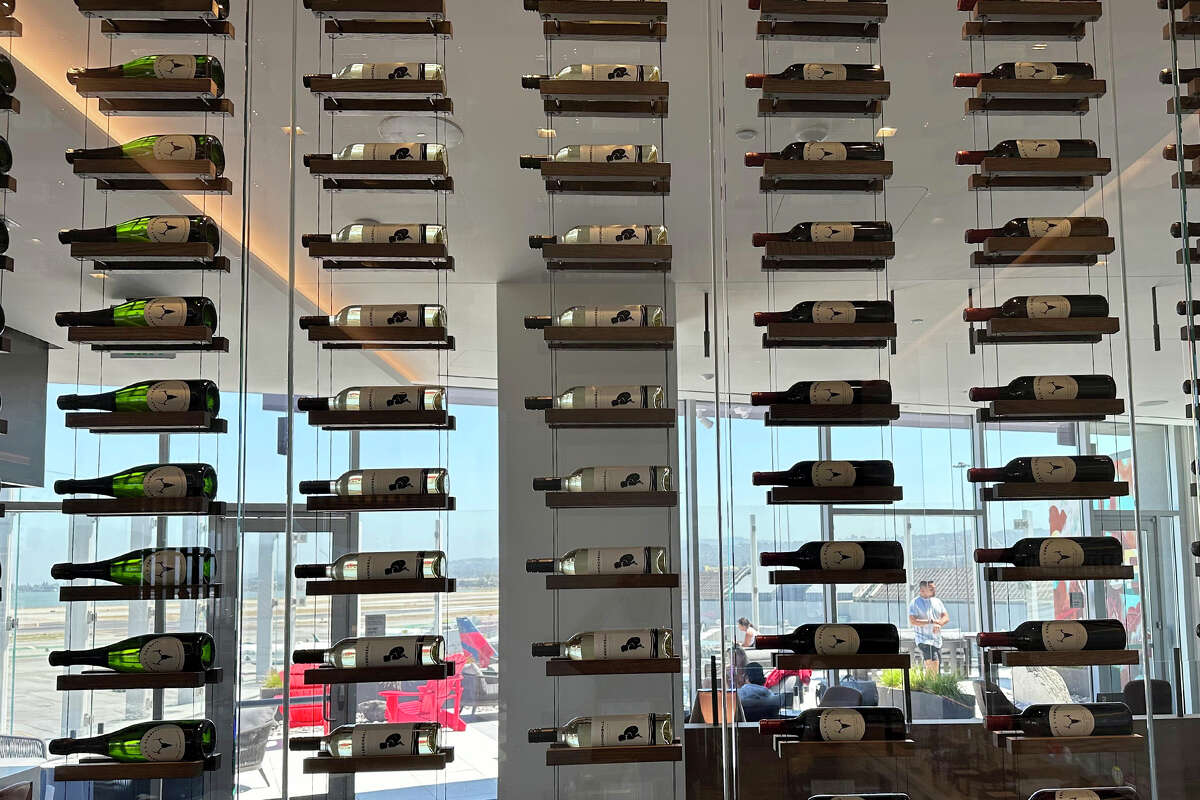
[966,97,1091,117]
[58,583,221,602]
[56,754,221,782]
[774,738,916,760]
[766,486,902,505]
[303,749,453,774]
[773,653,909,670]
[976,398,1125,424]
[970,253,1099,269]
[982,565,1134,582]
[68,325,230,353]
[537,81,669,119]
[544,742,682,766]
[305,326,455,351]
[541,19,666,40]
[959,0,1101,21]
[539,326,675,350]
[303,235,453,270]
[967,158,1111,191]
[302,663,454,685]
[974,236,1115,268]
[304,0,444,18]
[70,241,226,271]
[64,411,228,434]
[543,491,679,509]
[542,408,676,429]
[763,403,900,427]
[768,568,907,585]
[305,494,457,512]
[304,410,455,431]
[541,243,672,272]
[301,577,456,595]
[758,79,890,103]
[534,162,671,196]
[967,78,1105,104]
[984,649,1138,668]
[758,159,892,195]
[61,497,227,517]
[995,732,1143,755]
[321,18,452,35]
[320,97,453,114]
[74,77,222,101]
[970,317,1119,346]
[545,657,681,676]
[759,241,895,268]
[97,97,234,117]
[72,158,232,193]
[978,481,1129,502]
[57,667,222,691]
[304,155,452,192]
[0,16,17,36]
[75,2,226,20]
[755,1,885,41]
[761,322,897,349]
[305,74,452,114]
[0,96,17,115]
[758,98,882,118]
[544,573,680,590]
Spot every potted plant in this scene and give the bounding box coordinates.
[259,669,283,699]
[877,668,975,720]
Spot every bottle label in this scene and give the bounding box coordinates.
[809,381,855,405]
[1038,538,1085,567]
[363,305,421,326]
[1015,139,1062,158]
[1030,457,1078,483]
[586,547,649,574]
[1032,376,1079,400]
[141,466,189,498]
[585,386,644,408]
[590,467,654,491]
[813,625,862,655]
[360,143,428,160]
[351,723,420,756]
[1025,296,1071,318]
[1047,705,1095,737]
[582,306,643,326]
[803,142,847,161]
[356,387,422,411]
[139,724,188,761]
[817,709,866,741]
[142,297,189,326]
[593,630,656,659]
[590,715,653,746]
[1054,792,1101,800]
[142,549,187,585]
[578,145,640,163]
[153,56,198,80]
[138,636,187,672]
[146,381,192,412]
[1027,218,1072,238]
[812,461,857,487]
[357,636,426,667]
[362,63,424,80]
[586,225,648,245]
[1014,62,1059,80]
[819,542,866,570]
[152,135,198,161]
[803,64,847,81]
[1041,621,1089,651]
[355,224,431,244]
[810,223,856,243]
[359,552,424,579]
[811,301,857,323]
[360,469,424,495]
[587,64,640,81]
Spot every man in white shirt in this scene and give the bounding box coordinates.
[908,580,950,673]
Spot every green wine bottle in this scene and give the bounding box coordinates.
[49,720,216,763]
[51,547,214,586]
[58,379,220,414]
[58,215,220,249]
[53,463,218,499]
[67,55,225,97]
[49,632,215,673]
[54,297,218,331]
[66,135,225,175]
[0,53,15,95]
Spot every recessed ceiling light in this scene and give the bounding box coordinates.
[877,126,897,137]
[735,127,758,141]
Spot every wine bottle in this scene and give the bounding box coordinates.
[324,223,445,245]
[527,546,669,575]
[967,456,1115,484]
[533,466,672,492]
[0,224,7,257]
[55,297,218,331]
[1163,144,1200,162]
[752,460,894,488]
[977,620,1126,652]
[954,61,1094,86]
[68,55,225,95]
[331,142,445,162]
[760,540,903,570]
[754,624,899,655]
[0,53,15,95]
[759,707,906,741]
[524,305,665,328]
[58,379,220,414]
[519,144,659,168]
[976,536,1122,567]
[1161,67,1200,84]
[49,633,215,673]
[751,380,892,406]
[54,463,217,499]
[962,295,1108,322]
[968,375,1116,402]
[964,217,1108,242]
[521,64,661,87]
[745,141,884,167]
[528,714,673,747]
[51,547,215,586]
[956,139,1098,164]
[59,216,220,249]
[293,635,445,668]
[1178,300,1200,316]
[296,550,447,581]
[298,468,447,497]
[529,224,668,248]
[810,796,909,800]
[524,385,664,410]
[299,304,446,329]
[289,722,440,757]
[752,221,893,245]
[1027,789,1139,800]
[331,62,443,81]
[532,628,675,660]
[297,386,446,413]
[753,301,894,326]
[745,63,884,87]
[66,135,225,174]
[48,720,216,763]
[0,136,12,175]
[984,703,1132,737]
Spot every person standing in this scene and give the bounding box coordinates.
[908,580,950,672]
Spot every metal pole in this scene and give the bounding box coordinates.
[749,514,759,629]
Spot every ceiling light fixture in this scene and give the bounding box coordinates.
[735,127,758,141]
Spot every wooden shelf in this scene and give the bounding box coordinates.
[982,236,1114,257]
[305,494,456,512]
[59,583,221,602]
[764,403,900,427]
[755,19,880,41]
[97,17,232,35]
[977,398,1124,423]
[305,0,445,19]
[64,411,227,434]
[0,96,17,115]
[62,498,226,517]
[305,410,455,431]
[971,78,1105,101]
[321,97,453,114]
[759,79,890,103]
[969,157,1110,191]
[1003,734,1143,755]
[982,565,1134,582]
[321,19,453,36]
[546,657,681,676]
[971,317,1119,346]
[98,98,234,117]
[544,491,678,509]
[72,157,223,184]
[57,668,222,691]
[759,159,892,195]
[756,0,886,23]
[767,486,902,505]
[536,162,671,196]
[774,653,909,670]
[304,239,452,269]
[304,77,446,99]
[758,98,883,118]
[544,98,666,118]
[545,573,680,589]
[321,177,454,193]
[768,568,907,585]
[536,81,667,118]
[761,240,895,263]
[541,19,667,39]
[985,649,1138,667]
[55,755,220,782]
[68,326,228,353]
[542,243,671,272]
[545,743,681,766]
[963,20,1087,41]
[95,177,232,193]
[966,96,1090,116]
[0,17,18,36]
[301,577,456,595]
[73,77,221,101]
[543,408,675,429]
[302,663,454,685]
[540,326,675,350]
[762,322,897,349]
[963,0,1102,22]
[775,739,916,759]
[970,251,1099,269]
[70,241,223,271]
[528,0,666,20]
[980,481,1129,502]
[303,749,453,774]
[305,156,451,192]
[1166,20,1200,39]
[306,326,454,350]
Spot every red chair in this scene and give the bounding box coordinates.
[380,661,467,732]
[277,664,329,733]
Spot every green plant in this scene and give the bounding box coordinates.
[262,669,283,689]
[878,668,971,704]
[878,668,904,689]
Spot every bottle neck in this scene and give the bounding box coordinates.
[752,635,786,650]
[48,734,105,757]
[967,468,1004,482]
[54,309,116,327]
[51,559,111,581]
[975,632,1013,648]
[48,647,100,667]
[57,391,114,411]
[973,547,1010,564]
[968,387,1001,401]
[962,307,999,322]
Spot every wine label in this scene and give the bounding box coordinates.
[1014,62,1059,80]
[141,297,189,326]
[590,715,653,746]
[587,466,654,491]
[139,724,188,761]
[349,723,422,756]
[152,135,198,161]
[809,381,854,405]
[1032,376,1079,400]
[142,549,188,585]
[583,386,644,408]
[803,63,847,81]
[591,629,656,659]
[145,217,192,244]
[582,64,641,81]
[817,709,866,741]
[819,542,866,570]
[353,224,436,244]
[360,63,426,80]
[1015,139,1062,158]
[803,142,847,161]
[810,223,856,243]
[578,225,648,245]
[578,306,644,326]
[354,636,429,667]
[1041,621,1089,651]
[1054,791,1101,800]
[811,301,857,323]
[1027,218,1072,238]
[141,466,189,498]
[813,625,862,655]
[583,547,649,575]
[146,381,192,413]
[1038,538,1085,567]
[812,461,857,487]
[1030,457,1078,483]
[153,56,198,80]
[358,469,425,495]
[1047,704,1095,737]
[138,636,187,672]
[360,305,422,326]
[358,143,431,160]
[354,387,424,411]
[1025,295,1071,318]
[574,145,640,163]
[357,551,425,579]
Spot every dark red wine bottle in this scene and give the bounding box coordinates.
[1164,144,1200,161]
[753,460,894,487]
[745,63,884,88]
[1161,67,1200,84]
[754,623,899,654]
[964,217,1108,243]
[745,141,884,166]
[967,456,1115,484]
[760,707,906,741]
[956,139,1098,165]
[754,300,894,326]
[968,375,1116,402]
[975,536,1122,567]
[962,295,1107,322]
[954,62,1094,87]
[752,221,892,246]
[751,379,892,406]
[1170,222,1200,238]
[977,619,1126,652]
[761,540,903,570]
[1027,789,1138,800]
[1178,300,1200,316]
[985,703,1132,737]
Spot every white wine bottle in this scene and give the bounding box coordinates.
[521,144,658,168]
[528,714,674,747]
[290,722,441,757]
[527,546,669,575]
[49,633,215,673]
[300,304,446,329]
[299,468,447,496]
[533,466,672,492]
[293,635,445,668]
[525,385,664,410]
[49,720,216,763]
[532,628,675,660]
[296,550,447,581]
[332,63,443,81]
[524,305,665,328]
[529,224,668,248]
[327,223,445,245]
[521,64,661,88]
[331,143,446,162]
[51,547,214,586]
[298,386,446,413]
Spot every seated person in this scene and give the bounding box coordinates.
[737,662,783,722]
